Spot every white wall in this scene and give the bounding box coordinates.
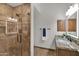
[33,3,73,49]
[78,4,79,37]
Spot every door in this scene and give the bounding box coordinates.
[13,3,31,56]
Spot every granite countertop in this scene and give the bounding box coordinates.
[55,35,79,52]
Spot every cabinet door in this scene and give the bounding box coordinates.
[57,48,76,56]
[57,20,65,31]
[68,19,76,32]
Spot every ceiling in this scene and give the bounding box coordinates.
[7,3,23,7]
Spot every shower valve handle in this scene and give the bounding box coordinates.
[19,34,22,43]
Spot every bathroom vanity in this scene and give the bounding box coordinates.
[34,35,79,56]
[54,4,79,56]
[54,35,79,56]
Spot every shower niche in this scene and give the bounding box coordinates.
[0,19,18,34]
[6,19,18,34]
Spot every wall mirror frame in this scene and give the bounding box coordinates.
[66,3,79,38]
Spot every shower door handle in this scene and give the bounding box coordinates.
[17,34,22,43]
[17,34,19,42]
[19,34,22,43]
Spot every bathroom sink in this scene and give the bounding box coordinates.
[56,39,70,48]
[55,35,79,52]
[57,39,67,44]
[68,42,79,50]
[66,42,74,49]
[56,39,79,51]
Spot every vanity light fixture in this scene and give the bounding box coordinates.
[66,4,78,17]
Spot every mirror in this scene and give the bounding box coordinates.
[67,12,77,37]
[66,4,79,38]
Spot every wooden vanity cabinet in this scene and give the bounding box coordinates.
[34,46,79,56]
[56,48,79,56]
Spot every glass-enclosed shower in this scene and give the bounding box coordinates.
[0,3,31,56]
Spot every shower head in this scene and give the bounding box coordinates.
[16,13,20,17]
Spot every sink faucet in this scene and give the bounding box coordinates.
[66,36,72,42]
